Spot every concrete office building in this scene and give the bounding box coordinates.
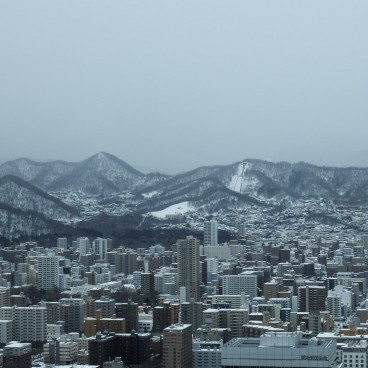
[222,332,337,367]
[59,298,85,334]
[203,308,249,339]
[141,272,155,296]
[154,271,178,294]
[0,287,10,307]
[100,316,126,334]
[222,273,257,300]
[44,337,78,365]
[298,285,327,312]
[193,341,222,368]
[94,296,115,318]
[153,302,180,332]
[180,299,207,330]
[138,313,153,333]
[163,324,192,368]
[57,238,68,250]
[207,258,219,282]
[326,293,342,320]
[3,341,32,368]
[210,294,249,309]
[195,325,232,344]
[37,256,59,291]
[0,306,47,343]
[46,323,64,340]
[115,301,138,333]
[40,301,60,324]
[115,252,138,275]
[0,319,12,344]
[202,244,231,261]
[89,332,115,367]
[341,340,367,368]
[115,332,151,366]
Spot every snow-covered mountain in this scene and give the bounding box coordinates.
[134,159,368,213]
[0,175,79,218]
[0,152,168,195]
[0,158,77,187]
[0,203,76,239]
[2,154,368,205]
[0,175,79,238]
[218,159,368,203]
[2,153,368,238]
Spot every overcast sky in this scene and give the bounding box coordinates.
[0,1,367,174]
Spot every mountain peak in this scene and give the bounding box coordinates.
[83,152,144,177]
[92,152,116,160]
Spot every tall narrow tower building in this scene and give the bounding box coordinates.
[204,220,218,246]
[177,236,200,301]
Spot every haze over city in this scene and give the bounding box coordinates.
[1,1,368,173]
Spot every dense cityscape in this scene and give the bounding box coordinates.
[0,215,368,367]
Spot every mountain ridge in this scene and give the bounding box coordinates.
[2,153,368,204]
[2,153,368,239]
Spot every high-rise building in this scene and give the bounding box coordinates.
[77,237,90,258]
[222,273,257,300]
[57,238,68,250]
[206,258,219,283]
[88,331,151,367]
[202,308,248,339]
[153,302,177,332]
[94,296,115,318]
[238,223,246,238]
[40,301,60,324]
[141,272,155,297]
[204,220,218,246]
[298,285,326,312]
[326,293,342,320]
[88,333,115,367]
[0,320,13,344]
[307,310,322,335]
[263,281,282,302]
[202,244,231,261]
[0,287,10,307]
[0,306,47,342]
[59,298,85,334]
[92,238,108,261]
[115,301,138,333]
[180,299,207,330]
[115,332,151,366]
[115,252,138,275]
[37,256,59,291]
[177,236,200,301]
[163,324,192,368]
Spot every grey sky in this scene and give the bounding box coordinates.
[1,1,367,174]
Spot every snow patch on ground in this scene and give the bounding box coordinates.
[151,202,192,218]
[228,162,250,193]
